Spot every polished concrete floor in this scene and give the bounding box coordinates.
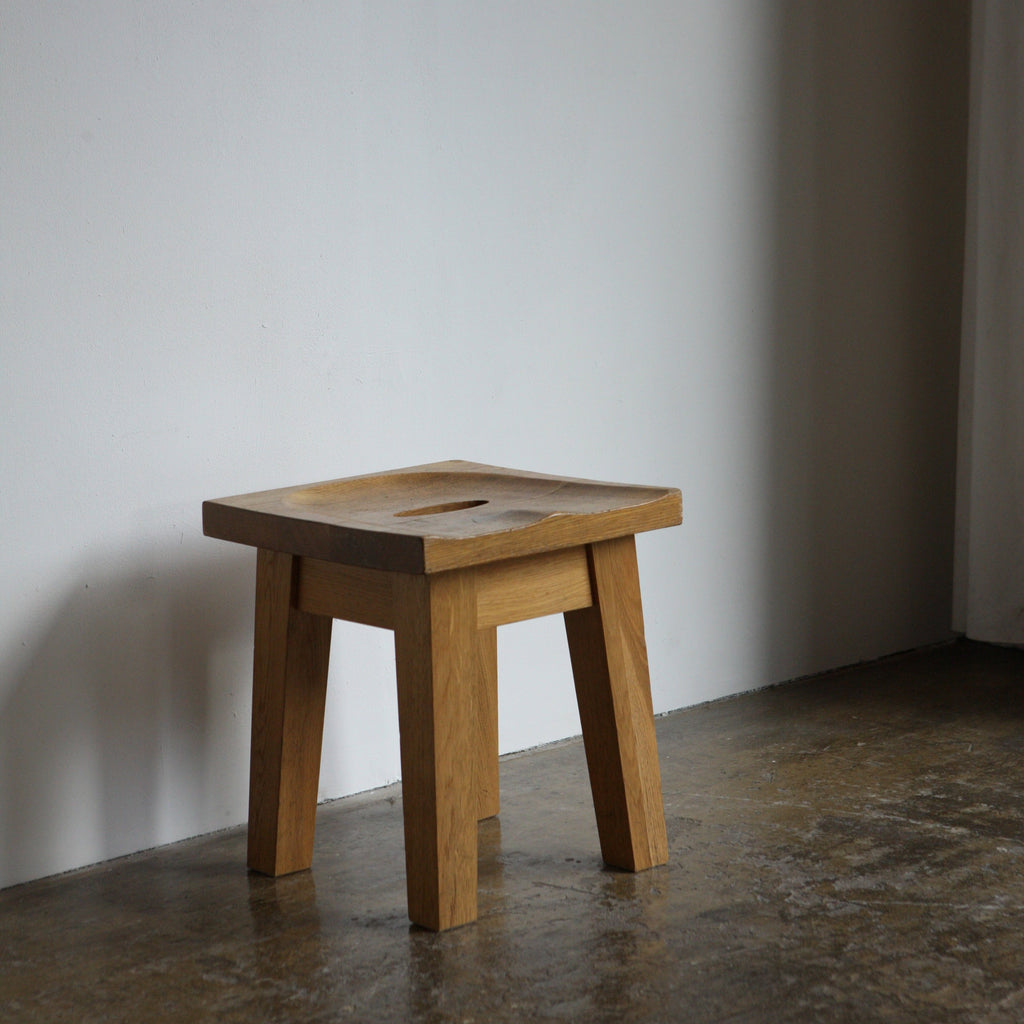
[3,640,1024,1022]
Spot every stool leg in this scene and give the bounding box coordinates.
[393,570,478,930]
[247,549,332,877]
[474,626,500,820]
[563,535,668,872]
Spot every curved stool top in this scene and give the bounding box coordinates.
[203,460,681,573]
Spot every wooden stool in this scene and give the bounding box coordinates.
[203,461,681,930]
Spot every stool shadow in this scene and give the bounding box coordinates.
[0,543,254,888]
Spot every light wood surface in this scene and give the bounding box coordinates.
[474,547,592,629]
[564,536,668,871]
[203,460,681,573]
[295,558,397,628]
[247,549,333,876]
[393,571,479,931]
[292,546,595,633]
[473,626,500,821]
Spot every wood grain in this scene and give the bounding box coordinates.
[563,536,668,872]
[393,569,479,930]
[203,460,682,574]
[248,548,333,876]
[295,546,593,633]
[474,626,500,820]
[295,557,396,628]
[475,547,592,629]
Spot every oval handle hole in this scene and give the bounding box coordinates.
[395,499,489,518]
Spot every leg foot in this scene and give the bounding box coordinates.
[248,549,332,876]
[474,626,500,820]
[394,570,479,930]
[564,536,668,871]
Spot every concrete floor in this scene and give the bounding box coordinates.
[3,640,1024,1022]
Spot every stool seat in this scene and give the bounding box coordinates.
[202,460,681,572]
[203,461,681,930]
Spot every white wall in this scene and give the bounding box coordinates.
[0,1,968,889]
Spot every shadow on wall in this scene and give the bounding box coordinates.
[762,0,969,679]
[0,545,255,888]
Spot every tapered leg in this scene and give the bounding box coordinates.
[393,570,479,930]
[248,548,333,876]
[474,626,500,820]
[563,536,668,871]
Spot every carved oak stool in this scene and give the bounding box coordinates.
[203,461,681,930]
